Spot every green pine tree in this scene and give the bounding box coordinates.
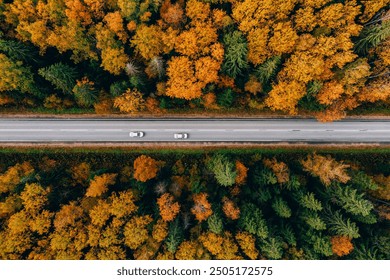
[260,237,283,260]
[221,31,248,78]
[207,154,237,187]
[238,203,268,239]
[38,63,78,94]
[299,192,323,211]
[207,213,223,235]
[332,186,374,217]
[165,218,183,253]
[272,197,292,218]
[325,209,360,239]
[301,211,326,231]
[255,56,282,84]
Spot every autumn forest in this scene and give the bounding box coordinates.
[0,0,389,120]
[0,149,389,260]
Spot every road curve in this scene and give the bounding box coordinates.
[0,118,389,143]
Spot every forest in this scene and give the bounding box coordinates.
[0,0,389,120]
[0,148,389,260]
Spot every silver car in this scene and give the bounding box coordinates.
[129,131,145,137]
[174,133,188,139]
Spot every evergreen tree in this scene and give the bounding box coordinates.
[216,88,235,108]
[260,237,283,260]
[221,31,248,78]
[310,234,333,257]
[299,192,323,211]
[255,56,281,84]
[207,154,237,187]
[272,197,291,218]
[0,39,38,63]
[207,213,223,234]
[109,80,131,97]
[280,223,296,246]
[331,186,374,217]
[72,79,98,107]
[38,63,78,94]
[301,211,326,231]
[355,20,390,54]
[238,203,268,239]
[351,171,378,191]
[253,167,277,186]
[165,218,184,253]
[325,209,360,239]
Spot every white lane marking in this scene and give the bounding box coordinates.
[59,129,89,132]
[93,129,124,132]
[0,129,54,132]
[232,129,260,132]
[197,129,228,132]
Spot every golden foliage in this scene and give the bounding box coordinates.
[20,183,50,213]
[109,190,138,218]
[54,202,84,230]
[124,215,153,250]
[268,21,298,55]
[113,88,145,114]
[244,75,262,95]
[152,219,169,242]
[202,92,218,109]
[86,173,117,197]
[71,162,90,185]
[160,0,185,27]
[235,231,258,260]
[263,158,290,184]
[222,197,240,220]
[166,56,201,99]
[199,231,239,259]
[235,161,248,186]
[246,28,270,65]
[300,154,351,186]
[157,193,181,222]
[265,81,306,114]
[191,193,213,222]
[133,155,162,182]
[331,235,354,257]
[89,200,111,227]
[104,11,127,42]
[175,240,198,260]
[131,25,165,60]
[0,162,34,194]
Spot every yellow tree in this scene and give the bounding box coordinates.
[191,193,213,222]
[265,81,306,114]
[157,193,180,222]
[300,154,351,186]
[235,231,258,260]
[85,173,117,197]
[113,88,145,114]
[152,219,168,242]
[133,155,163,182]
[124,215,153,250]
[222,197,240,220]
[331,235,354,257]
[0,162,34,194]
[131,24,165,60]
[263,158,290,184]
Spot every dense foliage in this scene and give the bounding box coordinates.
[0,0,389,120]
[0,150,388,260]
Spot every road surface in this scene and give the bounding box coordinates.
[0,118,389,143]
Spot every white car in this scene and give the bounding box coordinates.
[174,133,188,139]
[129,131,145,138]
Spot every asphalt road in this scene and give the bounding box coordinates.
[0,118,389,143]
